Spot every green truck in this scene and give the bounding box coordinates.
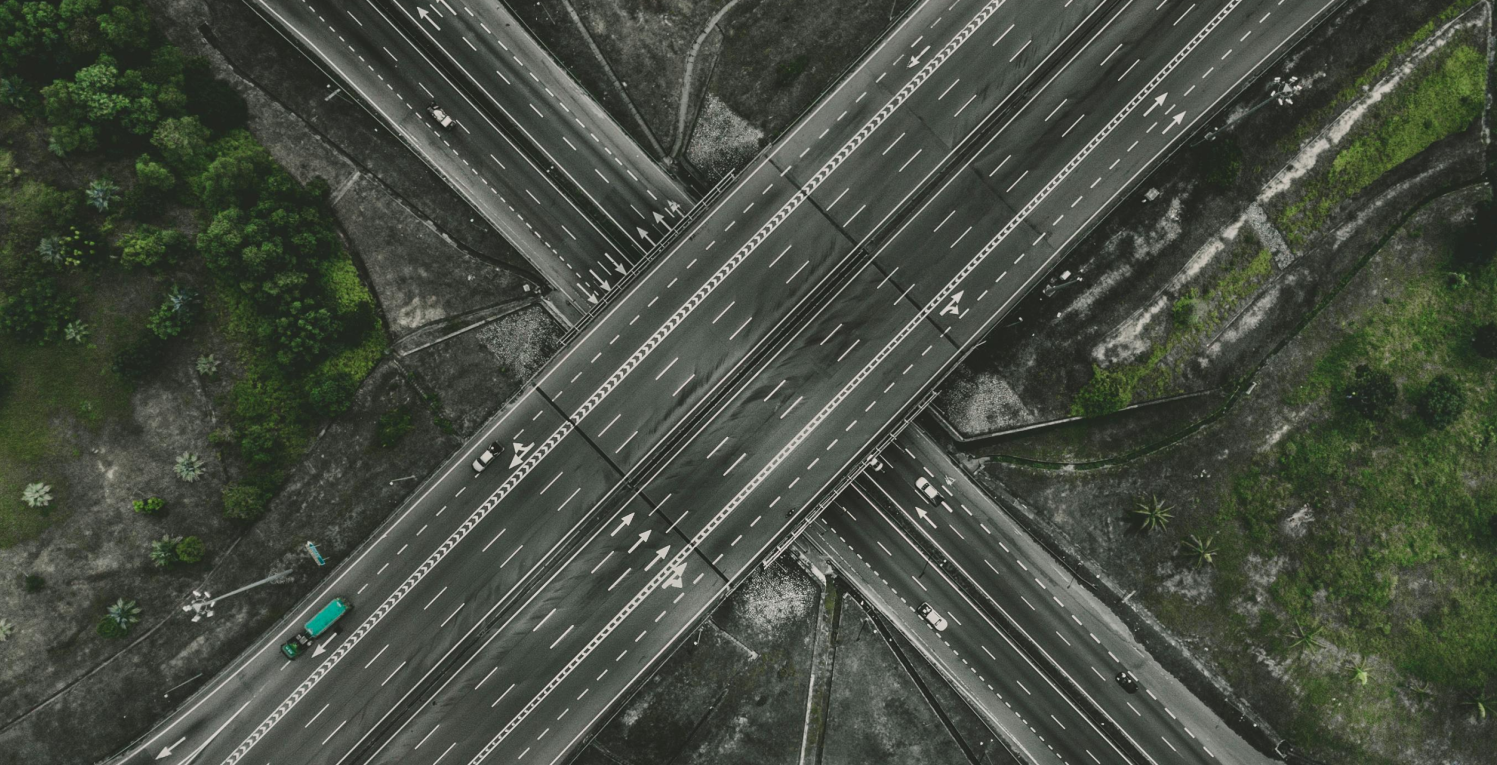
[280,597,350,660]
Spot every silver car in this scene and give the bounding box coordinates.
[471,440,504,474]
[916,602,948,632]
[427,103,455,130]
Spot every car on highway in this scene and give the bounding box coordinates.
[472,440,505,474]
[867,455,885,472]
[915,476,941,501]
[427,103,454,130]
[915,602,948,632]
[281,596,350,660]
[1115,670,1139,694]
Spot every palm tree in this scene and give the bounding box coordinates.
[1405,678,1435,704]
[1347,658,1371,686]
[0,618,14,642]
[174,452,205,482]
[86,177,119,212]
[1182,534,1218,567]
[1287,618,1324,653]
[106,599,141,630]
[64,320,89,344]
[149,535,182,568]
[1132,495,1173,533]
[21,482,52,508]
[37,236,64,266]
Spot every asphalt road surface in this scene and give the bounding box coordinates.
[250,0,634,314]
[813,426,1280,765]
[115,0,1114,762]
[373,0,691,252]
[336,2,1345,765]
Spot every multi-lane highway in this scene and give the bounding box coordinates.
[813,426,1277,765]
[374,0,688,252]
[312,2,1344,765]
[117,0,1118,762]
[249,0,653,314]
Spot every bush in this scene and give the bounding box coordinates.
[222,482,269,521]
[1473,322,1497,360]
[96,617,129,638]
[1172,295,1204,329]
[1418,374,1466,429]
[22,574,45,592]
[175,535,206,564]
[0,277,75,344]
[145,286,197,339]
[134,154,175,199]
[307,368,359,418]
[1344,364,1398,421]
[132,496,165,515]
[376,407,414,449]
[118,225,186,270]
[1070,365,1137,418]
[173,451,206,482]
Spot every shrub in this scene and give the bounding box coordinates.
[85,178,120,212]
[146,285,197,339]
[376,407,414,449]
[118,225,186,270]
[1071,365,1137,418]
[1172,296,1204,329]
[149,534,181,567]
[1201,136,1244,190]
[134,154,175,199]
[132,496,165,515]
[1418,374,1466,429]
[174,536,206,564]
[306,368,359,418]
[98,598,141,639]
[22,574,44,593]
[0,277,75,344]
[21,482,53,508]
[1344,364,1398,421]
[222,482,269,521]
[173,452,206,482]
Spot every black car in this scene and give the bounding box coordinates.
[1115,670,1139,694]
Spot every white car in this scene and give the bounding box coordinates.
[915,476,940,500]
[471,440,504,474]
[916,602,948,632]
[427,103,455,130]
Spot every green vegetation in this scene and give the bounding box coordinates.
[0,0,384,547]
[1131,495,1173,533]
[1278,33,1486,247]
[1344,364,1398,420]
[131,495,163,514]
[97,597,140,639]
[1072,240,1276,416]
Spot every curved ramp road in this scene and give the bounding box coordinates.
[115,0,1107,763]
[354,1,1344,764]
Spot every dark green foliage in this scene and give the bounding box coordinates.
[0,276,74,343]
[22,573,44,592]
[221,482,268,521]
[117,224,185,270]
[376,407,413,449]
[96,616,128,638]
[1201,136,1244,190]
[307,367,358,418]
[132,496,164,514]
[149,534,179,567]
[774,55,808,88]
[0,365,12,401]
[1418,373,1466,429]
[133,153,174,200]
[41,50,186,156]
[237,421,283,466]
[174,535,205,563]
[145,284,196,339]
[1,179,77,256]
[150,114,210,173]
[110,331,166,380]
[1344,364,1398,420]
[1071,364,1136,418]
[1172,295,1203,329]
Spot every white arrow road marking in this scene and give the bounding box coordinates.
[587,269,612,290]
[627,530,651,554]
[940,290,964,316]
[582,286,599,305]
[179,698,252,764]
[635,227,654,245]
[508,443,534,469]
[662,563,686,589]
[609,513,635,537]
[1144,93,1167,116]
[416,6,438,30]
[652,211,668,227]
[311,630,340,658]
[916,507,938,529]
[605,252,627,275]
[156,737,186,760]
[1162,111,1186,134]
[645,545,672,570]
[908,45,930,68]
